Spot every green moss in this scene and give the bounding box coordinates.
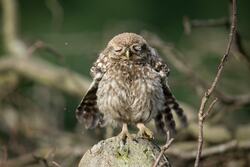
[115,144,129,160]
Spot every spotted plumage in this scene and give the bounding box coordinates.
[76,32,187,138]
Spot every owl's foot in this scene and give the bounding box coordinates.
[137,123,154,139]
[117,123,132,141]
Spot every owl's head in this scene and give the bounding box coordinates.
[105,32,150,61]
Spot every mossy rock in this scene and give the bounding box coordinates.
[78,136,171,167]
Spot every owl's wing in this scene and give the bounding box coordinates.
[149,48,187,136]
[76,53,109,129]
[76,79,103,129]
[148,47,170,78]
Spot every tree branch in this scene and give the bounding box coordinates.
[27,40,64,62]
[167,140,250,160]
[45,0,64,31]
[0,56,90,97]
[183,1,250,70]
[183,17,229,35]
[5,146,84,167]
[194,0,237,166]
[1,0,27,57]
[152,137,174,167]
[142,31,250,107]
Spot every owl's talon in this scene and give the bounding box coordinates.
[117,123,132,141]
[137,123,154,139]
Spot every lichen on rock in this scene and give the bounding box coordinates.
[78,136,171,167]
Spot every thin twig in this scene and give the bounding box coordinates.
[194,0,237,167]
[51,161,62,167]
[233,31,250,69]
[5,146,85,167]
[0,56,90,97]
[33,155,50,167]
[183,1,250,69]
[0,146,8,167]
[152,137,174,167]
[45,0,64,31]
[1,0,17,53]
[27,40,64,62]
[183,17,229,35]
[142,31,249,106]
[166,140,250,160]
[202,98,218,120]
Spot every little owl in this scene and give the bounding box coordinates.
[76,32,187,139]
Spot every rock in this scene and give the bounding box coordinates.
[78,136,171,167]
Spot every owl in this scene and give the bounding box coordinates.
[76,32,187,140]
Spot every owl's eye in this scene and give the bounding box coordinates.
[113,47,123,53]
[132,45,142,52]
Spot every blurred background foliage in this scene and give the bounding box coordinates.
[0,0,250,166]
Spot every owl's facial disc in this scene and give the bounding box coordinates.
[128,43,148,60]
[131,44,143,53]
[111,46,133,60]
[114,46,123,53]
[110,43,148,61]
[123,48,138,60]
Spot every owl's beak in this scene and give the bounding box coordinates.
[125,49,131,59]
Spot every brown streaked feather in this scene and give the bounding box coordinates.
[150,47,187,135]
[76,50,109,129]
[76,79,103,129]
[163,83,188,128]
[154,104,176,136]
[76,36,112,128]
[148,47,170,77]
[76,33,188,139]
[154,81,176,136]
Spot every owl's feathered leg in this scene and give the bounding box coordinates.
[117,123,132,140]
[136,123,154,139]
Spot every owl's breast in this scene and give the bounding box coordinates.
[96,63,165,123]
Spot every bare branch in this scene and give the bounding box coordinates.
[183,17,229,35]
[51,161,62,167]
[27,40,64,62]
[183,1,250,69]
[5,146,85,167]
[1,0,27,57]
[233,26,250,69]
[142,31,242,105]
[152,137,174,167]
[202,98,218,120]
[0,146,8,167]
[0,56,90,97]
[194,0,237,167]
[166,140,250,160]
[33,155,50,167]
[45,0,64,31]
